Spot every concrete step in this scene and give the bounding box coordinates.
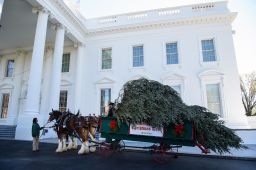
[0,125,16,139]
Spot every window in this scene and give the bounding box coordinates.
[206,84,222,115]
[171,85,181,96]
[59,90,68,112]
[6,60,15,77]
[62,53,70,72]
[102,48,112,69]
[100,88,111,115]
[133,46,144,67]
[201,39,216,62]
[1,94,10,118]
[166,42,178,64]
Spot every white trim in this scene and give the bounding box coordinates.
[96,84,113,115]
[95,77,115,84]
[129,44,145,70]
[99,47,113,72]
[162,40,182,69]
[128,74,152,81]
[161,74,185,99]
[198,70,226,118]
[198,36,220,66]
[59,86,71,111]
[4,58,16,78]
[0,86,12,120]
[95,77,115,114]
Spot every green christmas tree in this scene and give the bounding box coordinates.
[113,78,246,154]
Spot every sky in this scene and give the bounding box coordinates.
[78,0,256,75]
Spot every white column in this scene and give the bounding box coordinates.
[25,9,49,115]
[49,24,65,110]
[74,44,85,112]
[9,50,26,122]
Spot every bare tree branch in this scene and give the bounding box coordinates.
[240,72,256,116]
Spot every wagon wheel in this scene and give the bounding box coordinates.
[169,145,179,158]
[97,141,114,157]
[151,143,172,163]
[111,140,125,152]
[98,140,125,157]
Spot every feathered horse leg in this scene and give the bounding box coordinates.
[56,133,63,152]
[62,134,67,151]
[72,137,78,149]
[78,128,90,154]
[67,136,73,150]
[89,126,97,152]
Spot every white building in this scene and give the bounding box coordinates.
[0,0,250,140]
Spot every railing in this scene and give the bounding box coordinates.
[85,1,229,29]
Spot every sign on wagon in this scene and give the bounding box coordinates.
[129,124,164,137]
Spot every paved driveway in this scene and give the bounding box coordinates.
[0,140,255,170]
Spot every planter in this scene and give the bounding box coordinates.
[247,116,256,128]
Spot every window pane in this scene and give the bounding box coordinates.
[6,60,15,77]
[201,39,216,62]
[1,94,10,118]
[171,85,181,96]
[206,84,222,115]
[133,46,144,67]
[59,91,68,112]
[102,49,112,69]
[62,53,70,72]
[166,43,178,64]
[100,88,111,115]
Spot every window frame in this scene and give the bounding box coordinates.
[61,53,70,73]
[100,88,111,115]
[166,42,179,65]
[161,74,184,100]
[163,40,182,69]
[132,45,144,68]
[199,73,226,118]
[59,90,68,112]
[198,36,220,65]
[201,39,216,62]
[5,59,15,77]
[0,93,10,119]
[101,48,112,70]
[205,83,223,115]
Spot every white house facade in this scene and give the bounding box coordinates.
[0,0,250,140]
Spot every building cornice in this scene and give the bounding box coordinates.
[33,0,87,43]
[85,13,237,37]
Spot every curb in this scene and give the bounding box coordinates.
[123,147,256,161]
[176,152,256,161]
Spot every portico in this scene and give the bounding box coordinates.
[0,0,86,139]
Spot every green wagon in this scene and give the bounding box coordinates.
[98,116,209,159]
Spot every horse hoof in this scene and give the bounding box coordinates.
[78,150,84,154]
[56,149,63,153]
[90,147,96,152]
[85,148,90,154]
[72,145,78,150]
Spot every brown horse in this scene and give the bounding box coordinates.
[48,110,100,154]
[48,110,78,152]
[74,113,99,154]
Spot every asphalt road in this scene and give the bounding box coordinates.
[0,140,255,170]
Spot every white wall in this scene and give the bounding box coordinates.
[83,22,248,128]
[0,22,249,140]
[0,0,4,20]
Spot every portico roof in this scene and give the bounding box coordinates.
[0,0,75,55]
